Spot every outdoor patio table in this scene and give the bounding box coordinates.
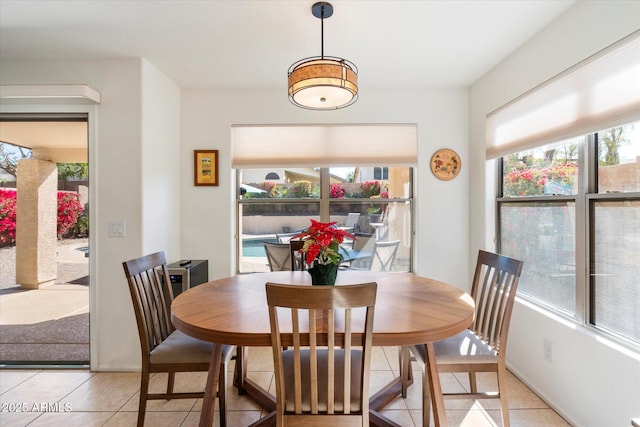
[172,270,474,427]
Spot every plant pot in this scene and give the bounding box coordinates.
[307,262,339,286]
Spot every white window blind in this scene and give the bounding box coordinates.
[231,124,417,168]
[486,30,640,159]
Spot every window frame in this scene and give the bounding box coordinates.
[236,167,415,274]
[497,130,640,347]
[586,191,640,343]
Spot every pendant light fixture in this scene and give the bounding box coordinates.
[288,2,358,110]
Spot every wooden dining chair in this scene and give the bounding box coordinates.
[289,239,306,271]
[264,241,293,271]
[407,250,524,427]
[122,251,236,427]
[266,282,377,427]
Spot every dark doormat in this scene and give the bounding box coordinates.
[0,313,89,364]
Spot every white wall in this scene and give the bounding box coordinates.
[141,60,182,259]
[469,1,640,425]
[180,87,470,288]
[0,61,469,369]
[0,58,182,370]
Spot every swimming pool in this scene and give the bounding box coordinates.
[242,238,277,257]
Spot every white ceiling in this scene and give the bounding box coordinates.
[0,0,576,89]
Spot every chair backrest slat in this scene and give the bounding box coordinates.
[151,265,172,337]
[343,307,352,414]
[291,308,302,413]
[469,250,523,354]
[493,270,509,344]
[327,308,335,414]
[308,307,318,413]
[140,273,161,348]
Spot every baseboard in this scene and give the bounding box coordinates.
[506,362,578,427]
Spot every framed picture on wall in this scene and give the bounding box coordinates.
[194,149,219,186]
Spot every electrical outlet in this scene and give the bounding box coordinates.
[543,339,553,363]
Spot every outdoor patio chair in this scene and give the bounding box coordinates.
[122,251,236,427]
[350,238,399,271]
[276,232,298,243]
[405,250,524,427]
[264,241,293,271]
[342,212,361,234]
[266,282,377,426]
[370,240,400,271]
[347,232,375,269]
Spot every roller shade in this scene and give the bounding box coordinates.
[231,124,417,168]
[486,30,640,159]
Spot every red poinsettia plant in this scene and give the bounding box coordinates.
[291,220,354,267]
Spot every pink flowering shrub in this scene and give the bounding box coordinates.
[57,192,83,237]
[0,189,17,245]
[360,180,381,198]
[504,162,577,196]
[0,189,84,246]
[330,183,345,199]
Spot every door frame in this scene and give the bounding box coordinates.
[0,104,98,369]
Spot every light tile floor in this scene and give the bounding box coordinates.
[0,346,571,427]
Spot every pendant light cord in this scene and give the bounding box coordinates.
[320,4,325,59]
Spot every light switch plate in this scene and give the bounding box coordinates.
[108,221,126,237]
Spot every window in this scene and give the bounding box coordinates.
[591,199,640,342]
[373,167,388,180]
[590,123,640,343]
[231,124,417,275]
[264,172,280,180]
[237,166,413,273]
[491,33,639,345]
[500,200,576,314]
[498,122,640,344]
[499,138,579,315]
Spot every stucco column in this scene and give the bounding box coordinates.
[16,159,58,289]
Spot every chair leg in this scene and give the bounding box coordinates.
[167,372,175,396]
[233,346,247,395]
[497,365,510,427]
[218,360,228,427]
[399,346,411,398]
[469,372,477,393]
[138,369,150,427]
[421,363,432,427]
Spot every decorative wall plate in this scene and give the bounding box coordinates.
[430,148,461,181]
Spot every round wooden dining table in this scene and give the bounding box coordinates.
[172,270,474,427]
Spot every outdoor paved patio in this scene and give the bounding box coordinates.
[0,238,89,364]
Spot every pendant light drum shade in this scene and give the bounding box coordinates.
[287,2,358,110]
[288,56,358,110]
